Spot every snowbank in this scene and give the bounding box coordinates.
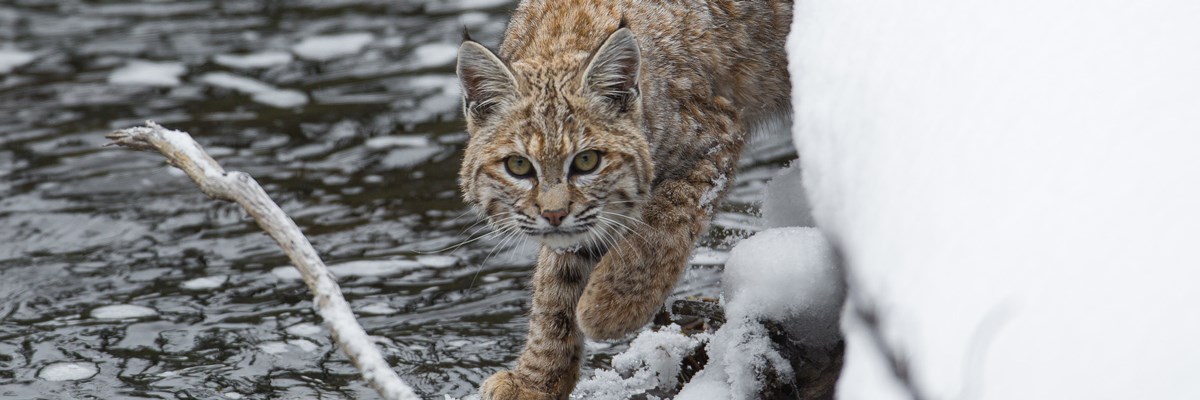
[788,1,1200,399]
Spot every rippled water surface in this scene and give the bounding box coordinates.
[0,1,795,398]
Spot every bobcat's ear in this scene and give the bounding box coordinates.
[581,28,641,113]
[457,41,518,126]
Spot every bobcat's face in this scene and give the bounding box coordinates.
[457,28,652,250]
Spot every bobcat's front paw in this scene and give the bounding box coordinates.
[576,285,654,340]
[480,370,553,400]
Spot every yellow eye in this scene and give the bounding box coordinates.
[572,150,600,174]
[505,156,534,177]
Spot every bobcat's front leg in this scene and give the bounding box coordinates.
[576,99,745,339]
[482,249,593,400]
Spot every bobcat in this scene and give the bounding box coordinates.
[455,0,792,398]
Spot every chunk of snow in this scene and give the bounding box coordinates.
[91,304,157,320]
[788,1,1200,399]
[108,60,186,87]
[574,324,704,399]
[675,320,789,400]
[181,275,227,290]
[0,48,36,74]
[214,51,294,69]
[39,362,98,381]
[723,228,844,346]
[292,33,374,61]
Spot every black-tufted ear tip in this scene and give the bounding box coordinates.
[618,15,628,30]
[461,26,474,43]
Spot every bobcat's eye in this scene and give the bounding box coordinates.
[571,150,601,174]
[505,156,534,178]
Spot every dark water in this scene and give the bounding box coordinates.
[0,1,795,398]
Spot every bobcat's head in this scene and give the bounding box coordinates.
[456,28,653,251]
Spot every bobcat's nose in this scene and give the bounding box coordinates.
[540,209,568,227]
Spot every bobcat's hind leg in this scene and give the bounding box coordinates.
[576,97,746,340]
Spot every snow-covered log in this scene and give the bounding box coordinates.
[106,122,419,400]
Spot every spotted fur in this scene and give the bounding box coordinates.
[457,0,792,398]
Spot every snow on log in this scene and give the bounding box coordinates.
[105,122,420,400]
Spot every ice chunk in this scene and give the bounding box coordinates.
[286,323,322,337]
[91,304,157,320]
[0,48,36,74]
[214,51,294,69]
[365,135,432,149]
[181,275,227,290]
[358,302,398,315]
[108,60,186,87]
[411,43,458,69]
[199,72,307,108]
[39,362,98,381]
[416,255,458,268]
[292,33,374,61]
[272,259,424,281]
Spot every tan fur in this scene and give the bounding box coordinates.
[458,0,792,398]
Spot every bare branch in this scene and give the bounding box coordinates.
[105,122,420,400]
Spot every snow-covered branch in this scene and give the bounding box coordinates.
[105,122,419,400]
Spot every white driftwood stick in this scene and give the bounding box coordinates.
[106,121,420,400]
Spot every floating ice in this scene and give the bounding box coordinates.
[358,302,398,315]
[199,72,308,108]
[0,48,36,74]
[292,33,374,61]
[108,60,186,87]
[380,147,441,169]
[273,259,424,281]
[258,341,290,354]
[286,323,322,337]
[411,43,458,69]
[416,255,458,268]
[39,362,98,381]
[181,275,227,290]
[365,135,431,149]
[213,51,294,69]
[91,304,157,320]
[288,339,320,352]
